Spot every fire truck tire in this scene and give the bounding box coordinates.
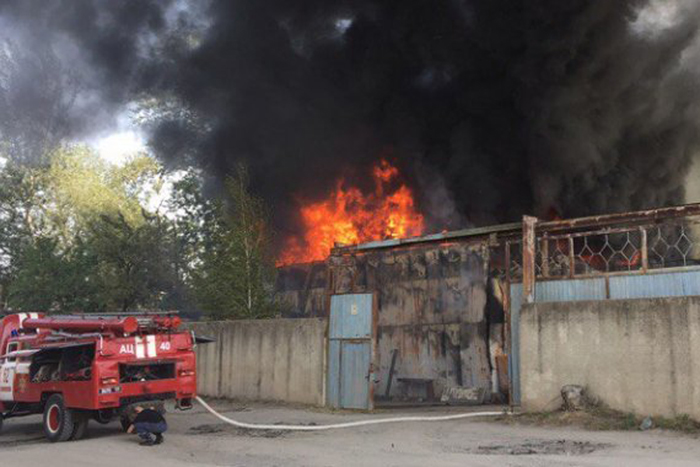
[120,416,131,433]
[70,414,89,441]
[43,394,76,442]
[94,409,115,424]
[0,416,3,434]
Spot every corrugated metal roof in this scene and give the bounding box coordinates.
[332,221,522,254]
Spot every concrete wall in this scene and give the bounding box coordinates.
[187,318,327,406]
[520,296,700,419]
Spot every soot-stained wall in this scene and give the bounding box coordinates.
[277,238,506,402]
[276,262,328,318]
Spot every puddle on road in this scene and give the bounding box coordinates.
[473,439,611,456]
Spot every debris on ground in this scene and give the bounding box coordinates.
[561,385,586,411]
[640,416,654,431]
[440,386,488,405]
[474,439,610,456]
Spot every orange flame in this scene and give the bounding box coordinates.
[277,160,424,265]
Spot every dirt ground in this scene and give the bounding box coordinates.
[2,400,700,467]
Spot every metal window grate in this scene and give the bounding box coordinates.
[503,216,700,281]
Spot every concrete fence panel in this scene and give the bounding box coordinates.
[520,296,700,419]
[187,318,327,406]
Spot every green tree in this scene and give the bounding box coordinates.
[0,162,48,307]
[46,146,161,236]
[162,168,215,316]
[8,237,100,312]
[2,145,179,313]
[193,164,278,320]
[87,212,173,312]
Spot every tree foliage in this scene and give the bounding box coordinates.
[193,164,278,320]
[1,146,176,312]
[8,237,99,312]
[86,212,173,312]
[0,146,279,320]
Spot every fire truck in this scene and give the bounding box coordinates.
[0,312,198,442]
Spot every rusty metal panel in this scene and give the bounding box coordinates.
[609,269,700,299]
[537,203,700,233]
[276,263,329,317]
[367,244,492,402]
[316,240,495,405]
[377,324,462,399]
[460,322,491,390]
[522,216,537,304]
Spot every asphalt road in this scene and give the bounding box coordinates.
[1,400,700,466]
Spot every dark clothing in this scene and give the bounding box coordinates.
[133,409,165,425]
[135,421,167,443]
[133,409,167,444]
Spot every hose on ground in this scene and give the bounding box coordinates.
[196,396,508,431]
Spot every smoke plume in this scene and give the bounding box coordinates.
[2,0,700,237]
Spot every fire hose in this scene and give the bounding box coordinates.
[196,396,508,431]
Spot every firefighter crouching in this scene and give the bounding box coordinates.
[127,405,168,446]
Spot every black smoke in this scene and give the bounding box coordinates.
[2,0,700,237]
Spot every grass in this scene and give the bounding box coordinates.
[652,414,700,434]
[497,405,700,434]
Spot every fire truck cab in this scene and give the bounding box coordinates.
[0,312,198,442]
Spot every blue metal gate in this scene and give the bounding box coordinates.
[327,294,376,409]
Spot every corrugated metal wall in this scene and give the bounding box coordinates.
[610,270,700,299]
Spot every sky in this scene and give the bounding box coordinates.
[93,130,146,166]
[89,110,147,166]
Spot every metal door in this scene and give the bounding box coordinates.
[327,294,376,409]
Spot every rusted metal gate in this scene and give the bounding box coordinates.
[327,294,377,410]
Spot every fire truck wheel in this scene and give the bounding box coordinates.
[120,416,131,433]
[70,414,89,441]
[94,409,115,424]
[0,416,3,434]
[43,394,76,442]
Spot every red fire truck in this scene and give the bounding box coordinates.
[0,312,198,442]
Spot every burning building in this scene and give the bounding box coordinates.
[277,222,515,405]
[276,159,512,404]
[277,197,700,407]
